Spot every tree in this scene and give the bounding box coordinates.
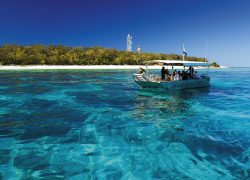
[211,62,220,67]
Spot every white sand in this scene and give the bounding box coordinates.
[0,65,223,70]
[0,65,157,70]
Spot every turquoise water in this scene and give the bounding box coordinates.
[0,68,250,179]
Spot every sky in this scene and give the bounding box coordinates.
[0,0,250,67]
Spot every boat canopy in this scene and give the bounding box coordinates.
[144,60,211,67]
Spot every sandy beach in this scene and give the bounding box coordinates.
[0,65,156,70]
[0,65,225,70]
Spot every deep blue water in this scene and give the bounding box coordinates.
[0,68,250,179]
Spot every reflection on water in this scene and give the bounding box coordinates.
[133,87,210,121]
[0,69,250,179]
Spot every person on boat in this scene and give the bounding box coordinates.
[172,70,177,76]
[170,70,177,81]
[193,71,201,79]
[165,69,169,76]
[174,74,179,81]
[186,66,195,78]
[138,67,146,75]
[178,71,182,80]
[190,66,195,74]
[161,67,166,80]
[174,71,182,81]
[182,71,189,80]
[165,69,171,81]
[174,71,181,81]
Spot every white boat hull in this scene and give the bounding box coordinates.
[133,74,210,90]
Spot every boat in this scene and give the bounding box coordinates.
[133,60,211,90]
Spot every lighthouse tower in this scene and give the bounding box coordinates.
[127,34,132,52]
[137,45,142,53]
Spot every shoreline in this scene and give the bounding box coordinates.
[0,65,227,70]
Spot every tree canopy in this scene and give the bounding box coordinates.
[0,44,213,65]
[210,62,220,67]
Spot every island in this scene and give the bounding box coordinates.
[0,44,220,69]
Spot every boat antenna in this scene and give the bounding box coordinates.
[205,38,208,62]
[205,38,209,75]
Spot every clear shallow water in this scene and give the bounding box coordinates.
[0,68,250,179]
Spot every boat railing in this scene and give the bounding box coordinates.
[134,71,209,83]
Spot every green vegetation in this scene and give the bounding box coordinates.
[210,62,220,67]
[0,44,208,65]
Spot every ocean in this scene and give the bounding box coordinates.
[0,68,249,179]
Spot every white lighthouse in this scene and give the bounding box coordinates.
[127,34,132,52]
[137,45,142,53]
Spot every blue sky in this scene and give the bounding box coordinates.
[0,0,250,67]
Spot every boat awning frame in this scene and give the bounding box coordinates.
[144,60,211,67]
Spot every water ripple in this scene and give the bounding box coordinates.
[0,68,250,179]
